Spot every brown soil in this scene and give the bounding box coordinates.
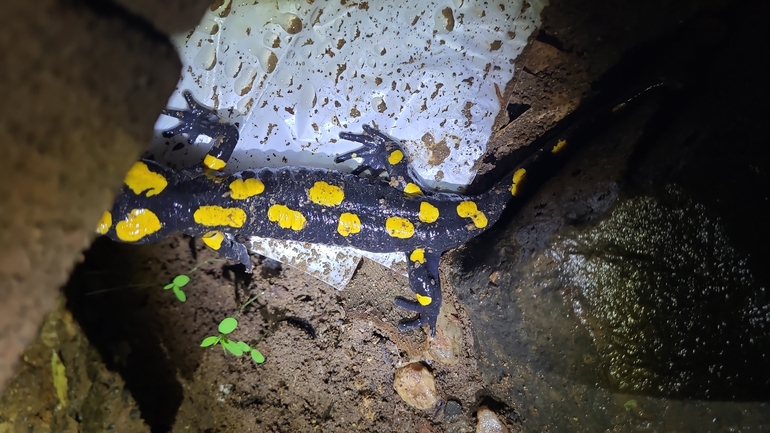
[60,236,488,432]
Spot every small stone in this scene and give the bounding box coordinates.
[444,399,463,420]
[476,406,508,433]
[489,271,500,285]
[393,362,439,410]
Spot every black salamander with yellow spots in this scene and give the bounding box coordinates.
[98,86,663,335]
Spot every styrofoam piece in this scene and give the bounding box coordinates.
[249,237,407,290]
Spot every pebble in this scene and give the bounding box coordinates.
[393,362,439,410]
[444,399,463,420]
[476,406,508,433]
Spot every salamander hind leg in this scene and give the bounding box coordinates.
[162,90,239,170]
[394,248,443,336]
[337,125,426,194]
[201,230,253,272]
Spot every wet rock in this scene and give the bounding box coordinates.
[476,406,508,433]
[629,404,655,421]
[393,363,438,410]
[0,0,182,395]
[552,187,770,399]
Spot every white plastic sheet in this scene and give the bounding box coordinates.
[150,0,546,289]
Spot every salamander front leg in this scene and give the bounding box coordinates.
[162,90,225,139]
[201,231,252,273]
[338,125,427,194]
[336,125,390,175]
[394,249,442,336]
[162,90,240,171]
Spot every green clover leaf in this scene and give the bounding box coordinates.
[222,339,243,356]
[218,317,238,334]
[250,349,265,364]
[200,336,220,347]
[173,274,190,288]
[173,286,187,302]
[236,341,251,352]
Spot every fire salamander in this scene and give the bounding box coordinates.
[97,85,663,335]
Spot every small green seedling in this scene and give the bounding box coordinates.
[87,258,225,300]
[164,274,190,302]
[162,258,225,303]
[200,295,265,364]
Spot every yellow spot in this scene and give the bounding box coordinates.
[124,161,167,197]
[202,230,225,250]
[385,217,415,239]
[337,212,361,236]
[510,168,527,196]
[551,139,568,154]
[419,202,439,223]
[229,178,265,199]
[415,293,432,306]
[267,204,307,231]
[203,154,227,170]
[115,208,162,242]
[309,181,345,207]
[388,149,404,165]
[404,183,423,195]
[194,206,247,228]
[410,248,426,264]
[456,201,488,229]
[96,211,112,234]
